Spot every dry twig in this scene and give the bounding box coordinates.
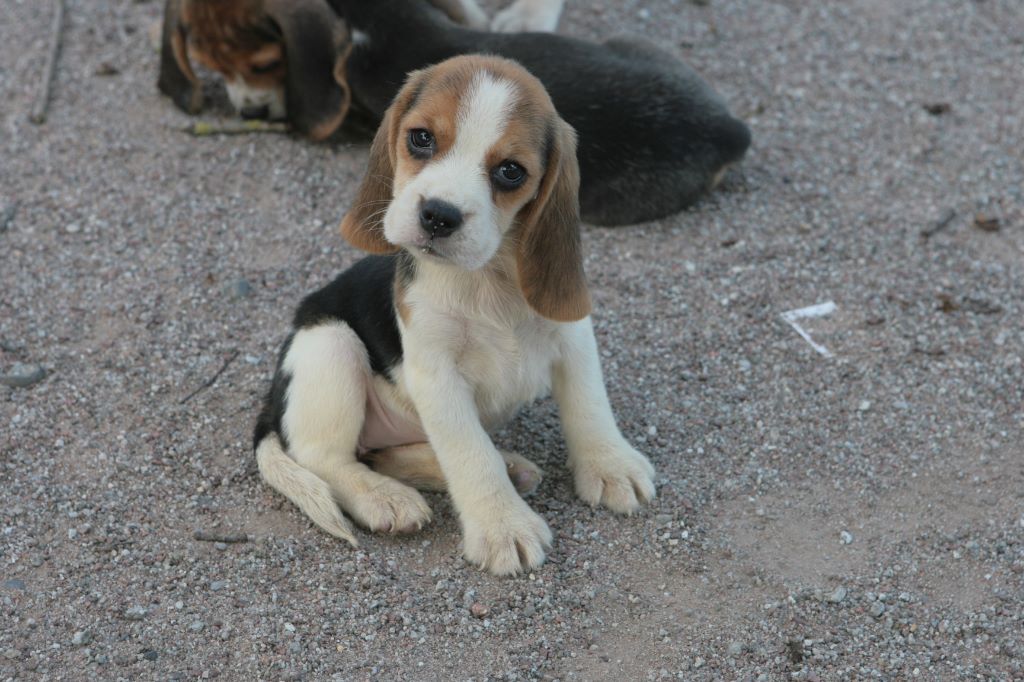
[180,350,240,404]
[176,120,290,137]
[30,0,65,125]
[193,530,249,544]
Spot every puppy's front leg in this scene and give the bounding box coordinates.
[553,318,656,513]
[405,355,552,576]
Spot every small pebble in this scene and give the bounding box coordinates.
[0,363,46,388]
[3,578,26,590]
[727,641,744,656]
[857,400,871,412]
[124,606,147,621]
[226,278,253,299]
[470,602,489,618]
[869,601,885,618]
[190,621,205,632]
[210,580,227,592]
[839,530,853,545]
[0,202,16,232]
[827,587,848,604]
[72,631,91,646]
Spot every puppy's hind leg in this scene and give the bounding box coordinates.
[279,322,431,535]
[366,444,543,496]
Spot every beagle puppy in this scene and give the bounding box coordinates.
[253,55,656,576]
[157,0,488,140]
[329,0,751,225]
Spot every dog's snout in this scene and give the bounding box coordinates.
[419,199,463,238]
[240,104,271,120]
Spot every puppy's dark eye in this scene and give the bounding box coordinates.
[251,60,282,75]
[492,161,527,190]
[408,129,436,158]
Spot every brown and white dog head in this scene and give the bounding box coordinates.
[158,0,352,140]
[341,55,590,322]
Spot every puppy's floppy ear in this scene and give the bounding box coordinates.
[265,0,351,141]
[158,0,203,114]
[516,119,591,322]
[340,71,426,255]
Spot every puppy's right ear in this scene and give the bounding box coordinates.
[157,0,203,114]
[340,71,426,255]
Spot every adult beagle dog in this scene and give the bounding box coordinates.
[253,55,656,576]
[329,0,751,225]
[157,0,493,140]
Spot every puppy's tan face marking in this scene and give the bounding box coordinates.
[382,63,550,271]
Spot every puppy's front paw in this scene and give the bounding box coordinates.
[462,497,552,576]
[349,478,432,534]
[491,0,561,33]
[571,442,656,514]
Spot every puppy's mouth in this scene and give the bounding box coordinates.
[415,238,449,261]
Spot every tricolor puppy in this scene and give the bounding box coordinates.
[253,55,656,576]
[157,0,487,140]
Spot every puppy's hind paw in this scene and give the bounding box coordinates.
[349,478,432,534]
[501,450,543,497]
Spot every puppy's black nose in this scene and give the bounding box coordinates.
[419,198,463,238]
[240,104,270,120]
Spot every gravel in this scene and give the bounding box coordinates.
[2,0,1023,680]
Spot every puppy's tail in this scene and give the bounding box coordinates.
[255,434,359,547]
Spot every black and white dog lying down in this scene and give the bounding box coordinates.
[329,0,751,226]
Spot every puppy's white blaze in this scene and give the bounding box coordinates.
[386,72,519,269]
[452,73,517,165]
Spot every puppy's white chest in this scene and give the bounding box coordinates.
[457,316,562,427]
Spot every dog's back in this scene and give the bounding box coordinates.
[332,0,751,225]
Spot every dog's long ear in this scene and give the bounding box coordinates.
[158,0,203,114]
[516,119,591,322]
[340,71,425,254]
[266,0,350,141]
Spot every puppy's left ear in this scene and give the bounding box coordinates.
[157,0,203,114]
[266,0,351,141]
[340,70,427,254]
[516,120,591,322]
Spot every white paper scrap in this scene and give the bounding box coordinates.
[781,301,837,358]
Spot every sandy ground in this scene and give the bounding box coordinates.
[2,0,1023,679]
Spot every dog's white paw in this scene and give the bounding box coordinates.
[462,497,552,575]
[491,0,562,33]
[571,441,656,514]
[459,0,490,29]
[348,478,432,534]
